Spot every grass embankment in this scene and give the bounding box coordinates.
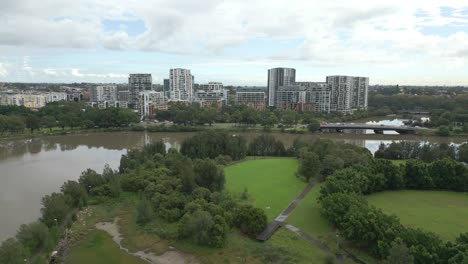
[225,158,305,220]
[367,190,468,241]
[66,230,147,264]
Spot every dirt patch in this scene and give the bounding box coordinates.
[96,218,198,264]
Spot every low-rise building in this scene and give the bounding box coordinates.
[199,82,224,91]
[277,82,330,112]
[88,101,128,109]
[139,91,167,118]
[193,89,228,108]
[0,93,46,108]
[89,85,117,102]
[235,87,267,110]
[44,92,67,103]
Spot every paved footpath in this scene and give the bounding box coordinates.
[256,179,366,264]
[256,180,317,241]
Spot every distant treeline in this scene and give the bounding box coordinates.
[369,93,468,130]
[375,141,468,163]
[0,102,138,135]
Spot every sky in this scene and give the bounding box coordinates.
[1,0,468,86]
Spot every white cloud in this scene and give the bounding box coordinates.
[0,0,468,84]
[71,68,127,79]
[0,63,7,77]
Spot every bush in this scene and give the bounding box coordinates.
[436,126,450,136]
[136,197,153,224]
[16,222,49,254]
[0,238,29,264]
[233,205,267,237]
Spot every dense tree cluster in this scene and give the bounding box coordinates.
[294,138,372,179]
[318,158,468,263]
[374,141,462,162]
[0,102,138,135]
[118,140,267,247]
[155,103,381,129]
[180,131,247,160]
[247,134,287,156]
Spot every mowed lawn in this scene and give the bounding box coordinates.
[225,158,305,220]
[286,183,333,238]
[367,190,468,241]
[66,230,147,264]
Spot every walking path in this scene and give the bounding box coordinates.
[256,179,366,264]
[256,180,317,240]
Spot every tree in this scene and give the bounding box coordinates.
[459,143,468,163]
[281,110,296,127]
[193,159,225,192]
[78,169,105,193]
[299,151,321,181]
[16,222,49,254]
[307,119,321,132]
[143,141,166,156]
[40,192,70,228]
[25,115,41,133]
[233,205,267,237]
[136,197,153,224]
[41,116,56,131]
[436,126,450,136]
[61,180,87,208]
[384,242,414,264]
[181,210,214,245]
[0,238,29,264]
[321,155,344,176]
[248,134,286,156]
[260,111,278,129]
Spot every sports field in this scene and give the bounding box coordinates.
[225,158,306,220]
[367,190,468,241]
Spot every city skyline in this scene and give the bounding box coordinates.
[1,1,468,85]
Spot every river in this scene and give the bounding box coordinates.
[0,130,465,242]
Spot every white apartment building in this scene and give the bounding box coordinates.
[277,82,331,113]
[139,91,167,118]
[326,76,369,113]
[89,85,117,102]
[193,89,228,108]
[44,92,67,103]
[169,68,193,101]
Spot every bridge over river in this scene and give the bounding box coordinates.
[320,123,420,134]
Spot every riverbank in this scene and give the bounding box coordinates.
[1,123,467,143]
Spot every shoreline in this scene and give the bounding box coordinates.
[1,126,467,143]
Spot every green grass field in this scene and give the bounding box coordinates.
[391,159,407,166]
[269,228,332,264]
[367,190,468,241]
[225,158,306,220]
[286,183,333,238]
[66,230,147,264]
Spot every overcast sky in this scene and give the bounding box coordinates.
[1,0,468,85]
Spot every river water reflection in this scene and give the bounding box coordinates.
[0,131,464,241]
